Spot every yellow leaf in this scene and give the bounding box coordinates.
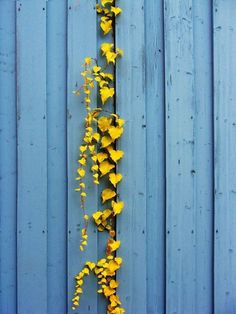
[91,164,99,172]
[78,158,86,165]
[98,116,112,132]
[108,126,123,140]
[93,211,103,221]
[116,118,125,127]
[82,267,89,275]
[97,152,108,163]
[101,0,113,7]
[116,48,124,56]
[81,192,87,197]
[84,57,92,65]
[109,173,122,187]
[115,257,122,265]
[100,87,115,104]
[110,279,119,289]
[104,286,115,297]
[105,51,117,64]
[84,214,89,221]
[80,145,87,153]
[100,17,113,35]
[112,200,124,215]
[93,133,100,142]
[77,168,85,177]
[99,161,115,176]
[93,66,101,73]
[101,136,113,148]
[101,188,116,203]
[111,6,122,16]
[101,43,114,56]
[108,239,120,252]
[86,262,96,270]
[108,148,124,163]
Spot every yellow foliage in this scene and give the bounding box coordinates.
[101,188,116,203]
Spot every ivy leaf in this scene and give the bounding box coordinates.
[108,239,120,252]
[100,17,113,35]
[99,161,115,176]
[101,188,116,203]
[111,6,122,16]
[112,200,124,215]
[109,173,122,187]
[101,43,114,56]
[108,148,124,163]
[101,136,113,148]
[100,87,115,104]
[108,126,124,140]
[98,116,113,132]
[97,152,108,163]
[101,0,113,7]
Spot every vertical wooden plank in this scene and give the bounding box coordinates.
[16,2,47,313]
[47,1,67,313]
[214,1,236,313]
[67,1,98,313]
[0,2,17,313]
[116,1,147,313]
[145,1,166,313]
[164,1,196,313]
[194,1,214,313]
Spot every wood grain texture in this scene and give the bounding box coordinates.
[164,1,196,313]
[46,1,67,313]
[16,1,47,313]
[67,1,98,313]
[115,1,147,313]
[0,2,17,313]
[145,0,166,313]
[214,1,236,313]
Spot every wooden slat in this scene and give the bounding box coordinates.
[145,1,166,313]
[213,1,236,313]
[115,1,147,313]
[164,1,196,313]
[16,2,47,313]
[46,1,67,313]
[0,2,17,313]
[193,1,214,312]
[67,1,98,313]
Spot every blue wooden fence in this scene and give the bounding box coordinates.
[0,1,236,313]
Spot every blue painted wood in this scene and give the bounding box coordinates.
[145,1,166,313]
[46,1,67,313]
[16,2,47,313]
[1,1,236,313]
[164,1,196,313]
[67,1,98,313]
[193,1,214,313]
[0,2,17,314]
[116,1,147,313]
[213,1,236,313]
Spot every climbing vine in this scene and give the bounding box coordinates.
[72,1,125,313]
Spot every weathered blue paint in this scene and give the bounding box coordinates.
[0,1,236,313]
